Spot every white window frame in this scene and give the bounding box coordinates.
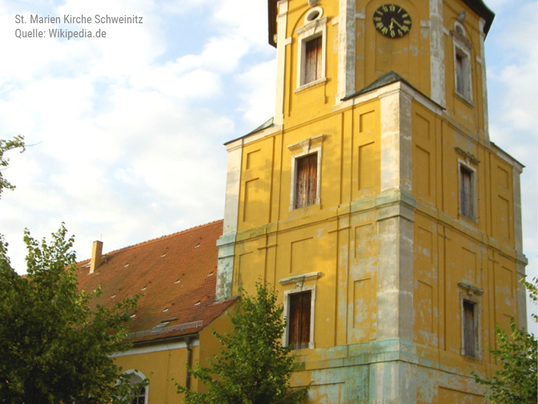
[452,22,473,102]
[288,135,325,211]
[122,369,149,404]
[295,12,327,91]
[283,285,316,350]
[458,159,477,220]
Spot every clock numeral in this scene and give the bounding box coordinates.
[376,10,384,16]
[374,17,382,22]
[402,13,409,18]
[389,5,396,11]
[376,22,384,29]
[401,25,409,32]
[382,5,388,12]
[381,26,389,35]
[403,19,411,25]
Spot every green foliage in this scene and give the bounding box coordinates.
[0,225,142,404]
[473,278,538,404]
[0,135,25,198]
[177,282,309,404]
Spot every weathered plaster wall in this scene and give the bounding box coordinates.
[216,0,526,402]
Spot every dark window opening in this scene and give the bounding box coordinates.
[460,165,474,219]
[455,53,465,95]
[463,300,477,357]
[304,36,322,84]
[288,291,311,350]
[295,153,317,209]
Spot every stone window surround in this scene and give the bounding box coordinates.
[295,14,328,91]
[288,135,325,211]
[452,22,473,103]
[282,284,317,350]
[458,282,483,359]
[458,158,478,221]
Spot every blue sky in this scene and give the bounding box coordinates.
[0,0,536,327]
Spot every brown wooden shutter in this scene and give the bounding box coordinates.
[460,166,473,218]
[305,36,322,84]
[288,291,312,349]
[463,300,476,357]
[295,153,317,209]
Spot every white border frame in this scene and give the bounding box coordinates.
[296,16,328,90]
[283,285,316,350]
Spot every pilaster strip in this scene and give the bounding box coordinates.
[274,0,289,126]
[336,0,356,102]
[430,0,446,107]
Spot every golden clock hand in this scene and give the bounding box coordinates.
[391,18,404,30]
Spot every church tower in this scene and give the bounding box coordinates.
[217,0,527,402]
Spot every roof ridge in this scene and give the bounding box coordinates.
[81,219,223,262]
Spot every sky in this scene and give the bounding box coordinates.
[0,0,536,326]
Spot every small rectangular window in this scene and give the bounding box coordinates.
[288,291,311,350]
[454,48,471,100]
[460,164,474,219]
[304,36,322,84]
[295,153,317,209]
[463,300,477,357]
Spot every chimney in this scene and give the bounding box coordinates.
[90,240,103,274]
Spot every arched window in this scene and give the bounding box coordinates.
[122,370,148,404]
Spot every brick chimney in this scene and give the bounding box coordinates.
[89,240,103,274]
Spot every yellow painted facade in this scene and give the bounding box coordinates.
[217,0,526,403]
[112,305,235,403]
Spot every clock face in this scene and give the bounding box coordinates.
[373,4,412,38]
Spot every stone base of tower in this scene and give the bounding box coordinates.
[290,339,485,404]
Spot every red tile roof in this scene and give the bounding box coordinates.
[76,220,236,343]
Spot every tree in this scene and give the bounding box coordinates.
[473,278,538,404]
[0,135,25,198]
[0,227,143,402]
[177,282,309,404]
[0,136,145,402]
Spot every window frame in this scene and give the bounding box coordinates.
[458,160,477,220]
[295,13,327,91]
[452,22,473,102]
[458,282,483,359]
[283,285,316,350]
[461,298,480,358]
[288,135,324,211]
[122,370,148,404]
[294,152,318,209]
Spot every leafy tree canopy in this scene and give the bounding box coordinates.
[473,278,538,404]
[0,225,143,403]
[177,282,309,404]
[0,135,24,198]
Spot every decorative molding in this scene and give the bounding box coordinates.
[455,147,480,165]
[287,134,326,153]
[458,282,484,296]
[279,271,323,286]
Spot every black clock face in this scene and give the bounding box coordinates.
[373,4,412,38]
